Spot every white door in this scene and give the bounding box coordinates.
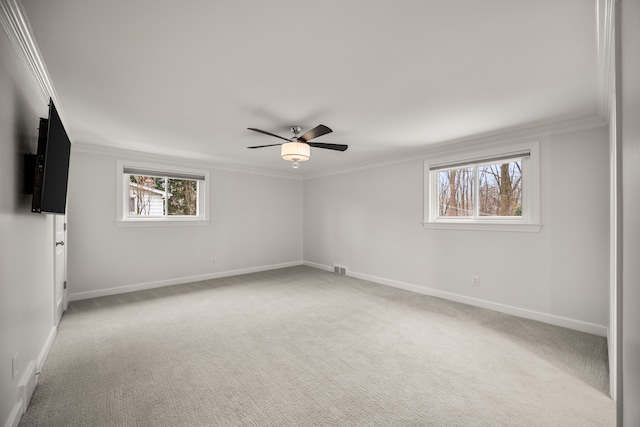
[54,215,67,325]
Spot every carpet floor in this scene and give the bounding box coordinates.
[19,266,614,426]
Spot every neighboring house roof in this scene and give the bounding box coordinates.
[129,182,171,197]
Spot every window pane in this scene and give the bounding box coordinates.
[119,161,208,224]
[167,179,198,216]
[477,161,522,217]
[128,175,166,216]
[438,167,474,217]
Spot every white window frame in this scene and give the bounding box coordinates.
[116,160,209,227]
[423,140,541,232]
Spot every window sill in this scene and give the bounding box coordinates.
[117,218,209,227]
[422,221,541,233]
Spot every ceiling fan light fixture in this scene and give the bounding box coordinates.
[247,124,346,169]
[281,142,311,165]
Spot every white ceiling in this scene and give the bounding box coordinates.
[20,0,601,176]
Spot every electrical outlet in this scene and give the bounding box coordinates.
[12,354,18,379]
[211,257,216,264]
[472,276,480,286]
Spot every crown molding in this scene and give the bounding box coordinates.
[3,0,611,181]
[0,0,53,101]
[304,114,608,180]
[0,0,69,125]
[72,142,303,180]
[596,0,615,119]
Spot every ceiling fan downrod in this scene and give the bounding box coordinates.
[290,126,302,140]
[287,126,305,168]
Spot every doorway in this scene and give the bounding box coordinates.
[54,215,67,325]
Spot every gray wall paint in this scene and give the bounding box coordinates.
[67,150,303,297]
[304,127,610,330]
[621,0,640,424]
[5,6,636,426]
[0,27,56,426]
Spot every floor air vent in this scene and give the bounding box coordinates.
[333,265,347,275]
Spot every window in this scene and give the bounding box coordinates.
[116,161,208,226]
[436,158,522,218]
[424,141,540,232]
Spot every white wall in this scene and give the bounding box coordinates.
[620,0,640,423]
[66,148,303,299]
[304,126,610,334]
[0,25,57,427]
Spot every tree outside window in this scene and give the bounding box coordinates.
[436,160,522,218]
[128,174,198,217]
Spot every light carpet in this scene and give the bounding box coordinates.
[19,266,614,426]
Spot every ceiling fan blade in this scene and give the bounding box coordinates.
[246,143,284,149]
[298,124,332,142]
[307,142,348,152]
[247,128,291,142]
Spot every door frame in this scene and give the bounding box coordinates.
[53,214,67,325]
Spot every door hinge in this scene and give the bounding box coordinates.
[63,281,67,290]
[64,223,67,231]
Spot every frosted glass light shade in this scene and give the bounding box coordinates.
[281,142,310,162]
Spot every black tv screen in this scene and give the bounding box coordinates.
[31,99,71,214]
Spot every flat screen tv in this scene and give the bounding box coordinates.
[30,99,71,214]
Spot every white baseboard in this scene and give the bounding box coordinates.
[3,326,57,427]
[37,326,57,374]
[306,262,607,337]
[4,401,22,427]
[67,259,607,336]
[303,261,333,272]
[18,361,37,415]
[68,261,304,301]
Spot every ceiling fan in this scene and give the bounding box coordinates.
[247,125,348,168]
